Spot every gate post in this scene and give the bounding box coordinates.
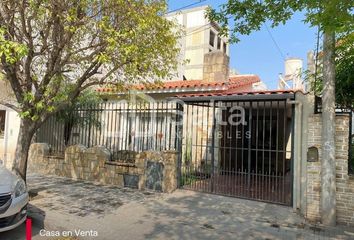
[176,101,184,188]
[247,102,253,191]
[211,100,217,192]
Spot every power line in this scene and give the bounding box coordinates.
[184,16,234,37]
[167,0,207,14]
[264,24,286,60]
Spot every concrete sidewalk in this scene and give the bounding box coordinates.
[1,174,354,240]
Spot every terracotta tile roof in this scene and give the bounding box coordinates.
[134,79,228,90]
[225,75,261,93]
[96,74,260,93]
[176,89,300,98]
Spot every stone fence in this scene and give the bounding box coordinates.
[306,115,354,226]
[28,144,178,193]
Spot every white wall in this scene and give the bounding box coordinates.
[0,107,21,169]
[166,6,229,81]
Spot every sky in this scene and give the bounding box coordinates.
[167,0,319,90]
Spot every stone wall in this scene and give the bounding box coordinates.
[203,51,229,82]
[306,115,354,226]
[28,144,178,193]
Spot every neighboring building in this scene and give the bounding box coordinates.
[0,80,21,169]
[166,5,229,81]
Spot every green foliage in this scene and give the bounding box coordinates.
[56,90,102,127]
[335,33,354,109]
[207,0,353,109]
[207,0,353,43]
[55,90,102,145]
[0,0,181,124]
[0,28,28,64]
[307,33,354,109]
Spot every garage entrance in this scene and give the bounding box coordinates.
[179,93,294,205]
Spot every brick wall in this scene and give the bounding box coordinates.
[307,115,354,226]
[28,143,178,193]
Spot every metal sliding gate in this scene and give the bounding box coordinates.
[179,98,294,205]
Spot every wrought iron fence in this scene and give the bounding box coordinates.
[180,99,294,205]
[36,101,182,161]
[349,111,353,175]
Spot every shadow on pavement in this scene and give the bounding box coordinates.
[142,190,353,240]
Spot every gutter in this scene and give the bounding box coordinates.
[170,93,295,102]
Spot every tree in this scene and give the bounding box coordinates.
[0,0,181,181]
[55,90,102,146]
[334,33,354,109]
[207,0,353,226]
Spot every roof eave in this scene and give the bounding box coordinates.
[110,86,228,95]
[170,93,296,102]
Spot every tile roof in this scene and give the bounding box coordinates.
[176,89,300,98]
[96,74,260,93]
[134,79,227,90]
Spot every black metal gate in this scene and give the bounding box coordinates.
[179,97,294,205]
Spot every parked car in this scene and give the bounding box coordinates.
[0,160,29,232]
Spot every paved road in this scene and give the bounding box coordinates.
[0,216,45,240]
[1,174,354,240]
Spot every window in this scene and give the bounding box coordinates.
[209,30,215,47]
[223,43,227,53]
[217,37,221,50]
[0,110,5,138]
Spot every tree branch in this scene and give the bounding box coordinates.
[0,100,19,112]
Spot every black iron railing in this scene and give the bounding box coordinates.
[180,99,294,205]
[36,101,181,161]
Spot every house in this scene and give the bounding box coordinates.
[5,4,353,227]
[96,52,264,100]
[0,5,263,170]
[32,79,354,226]
[36,50,267,159]
[33,43,354,225]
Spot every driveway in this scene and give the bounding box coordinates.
[1,173,353,240]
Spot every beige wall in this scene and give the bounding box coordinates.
[166,6,229,81]
[0,107,20,169]
[185,48,205,66]
[186,31,204,47]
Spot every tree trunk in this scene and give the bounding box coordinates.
[12,119,36,182]
[321,30,336,226]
